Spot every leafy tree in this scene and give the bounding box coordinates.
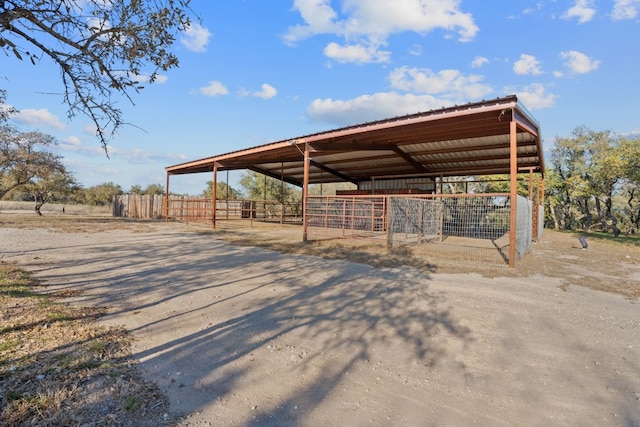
[129,184,143,195]
[142,183,164,195]
[546,126,638,234]
[239,171,301,203]
[308,182,356,195]
[619,136,640,233]
[469,175,534,198]
[82,182,123,206]
[586,130,625,235]
[0,90,16,124]
[202,181,241,199]
[0,92,78,214]
[1,0,193,153]
[549,126,602,230]
[23,167,80,215]
[544,168,570,230]
[0,123,63,200]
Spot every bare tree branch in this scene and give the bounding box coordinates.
[1,0,193,155]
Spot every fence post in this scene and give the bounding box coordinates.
[386,196,392,250]
[439,198,444,242]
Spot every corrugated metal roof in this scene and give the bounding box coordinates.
[166,95,544,186]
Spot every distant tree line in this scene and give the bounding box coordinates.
[4,178,166,213]
[201,172,357,202]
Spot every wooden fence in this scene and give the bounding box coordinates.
[112,195,303,224]
[112,195,165,219]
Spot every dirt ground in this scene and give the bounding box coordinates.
[1,215,639,426]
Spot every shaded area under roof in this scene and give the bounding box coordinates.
[166,95,543,187]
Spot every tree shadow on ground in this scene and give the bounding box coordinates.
[5,229,469,425]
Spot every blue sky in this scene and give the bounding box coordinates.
[3,0,640,195]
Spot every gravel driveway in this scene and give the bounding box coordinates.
[2,222,639,426]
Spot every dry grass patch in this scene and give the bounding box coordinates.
[0,262,174,426]
[0,213,159,233]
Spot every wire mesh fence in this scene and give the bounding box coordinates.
[305,194,539,266]
[389,195,512,265]
[388,197,442,245]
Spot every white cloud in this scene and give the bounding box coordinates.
[125,72,168,85]
[522,2,545,15]
[307,92,454,126]
[612,0,640,20]
[180,22,212,53]
[199,81,229,97]
[471,56,489,68]
[86,16,113,42]
[13,108,66,130]
[59,137,187,164]
[284,0,340,44]
[64,136,82,146]
[306,64,494,126]
[114,147,188,165]
[284,0,478,64]
[560,50,600,74]
[83,124,98,136]
[324,42,390,64]
[252,84,278,100]
[408,44,422,56]
[513,54,543,75]
[388,66,493,100]
[515,83,557,110]
[154,75,169,84]
[58,138,106,156]
[562,0,597,23]
[622,128,640,137]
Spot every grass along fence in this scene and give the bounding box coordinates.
[0,201,111,216]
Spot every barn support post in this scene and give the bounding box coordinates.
[508,120,518,268]
[212,163,218,229]
[280,162,285,225]
[302,143,310,242]
[385,196,392,250]
[164,172,170,222]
